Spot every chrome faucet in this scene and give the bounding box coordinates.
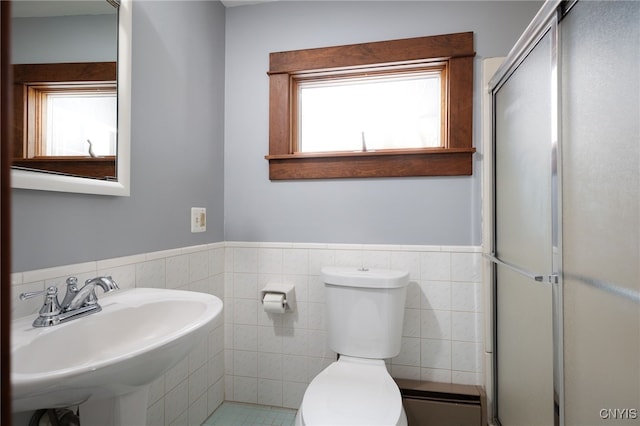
[20,276,119,327]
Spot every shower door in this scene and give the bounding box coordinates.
[490,1,640,425]
[560,1,640,424]
[491,14,559,425]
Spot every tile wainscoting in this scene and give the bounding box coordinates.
[11,241,483,425]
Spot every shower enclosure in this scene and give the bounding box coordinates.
[487,1,639,424]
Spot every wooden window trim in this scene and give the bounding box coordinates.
[266,32,476,180]
[12,62,116,178]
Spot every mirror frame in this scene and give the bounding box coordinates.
[11,0,131,196]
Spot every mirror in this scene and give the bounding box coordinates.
[10,0,131,196]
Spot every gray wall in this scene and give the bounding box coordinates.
[11,1,226,272]
[224,1,541,246]
[12,0,541,272]
[12,14,117,63]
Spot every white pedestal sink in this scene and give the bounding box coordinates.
[12,288,223,425]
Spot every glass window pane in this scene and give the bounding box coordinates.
[45,92,117,157]
[298,72,441,153]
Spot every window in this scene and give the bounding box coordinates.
[13,62,117,179]
[266,32,475,180]
[297,68,443,153]
[42,89,117,157]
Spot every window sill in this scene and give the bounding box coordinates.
[265,148,476,180]
[13,157,116,180]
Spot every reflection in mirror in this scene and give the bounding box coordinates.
[10,0,131,196]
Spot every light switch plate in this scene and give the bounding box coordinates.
[191,207,206,233]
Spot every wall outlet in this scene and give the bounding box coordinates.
[191,207,206,233]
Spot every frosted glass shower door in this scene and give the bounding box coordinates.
[561,2,640,424]
[493,28,556,425]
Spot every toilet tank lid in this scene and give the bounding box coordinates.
[321,267,409,289]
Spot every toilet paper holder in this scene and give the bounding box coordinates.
[260,283,296,313]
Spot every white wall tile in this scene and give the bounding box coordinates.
[392,337,421,367]
[258,352,283,380]
[451,252,482,282]
[283,249,309,275]
[234,273,258,299]
[209,247,225,276]
[451,281,482,312]
[307,275,326,303]
[207,378,225,415]
[188,393,208,426]
[390,364,421,381]
[189,251,210,283]
[282,381,306,409]
[148,376,165,407]
[258,248,283,274]
[282,328,308,356]
[233,324,258,351]
[258,378,283,406]
[166,254,190,289]
[404,281,421,309]
[421,309,452,340]
[452,341,482,373]
[308,249,335,275]
[233,350,258,377]
[334,249,363,268]
[164,379,189,425]
[165,358,189,393]
[362,250,392,269]
[234,376,258,403]
[421,367,452,383]
[391,251,421,281]
[208,352,225,385]
[189,365,209,405]
[420,280,451,311]
[147,398,165,426]
[421,338,452,370]
[282,355,308,383]
[307,329,332,358]
[452,311,482,343]
[402,308,421,338]
[13,242,483,422]
[135,259,166,289]
[186,342,207,377]
[233,298,258,325]
[233,248,258,273]
[420,252,451,281]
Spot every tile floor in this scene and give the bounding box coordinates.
[203,402,297,426]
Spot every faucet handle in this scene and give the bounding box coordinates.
[60,277,80,310]
[20,286,62,327]
[66,276,79,289]
[20,286,57,301]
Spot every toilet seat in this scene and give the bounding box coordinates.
[299,356,405,426]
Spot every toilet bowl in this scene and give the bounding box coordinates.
[294,356,407,426]
[295,267,410,426]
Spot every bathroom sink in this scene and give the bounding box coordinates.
[12,287,223,416]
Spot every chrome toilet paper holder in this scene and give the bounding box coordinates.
[260,283,296,313]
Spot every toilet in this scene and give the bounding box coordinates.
[295,266,409,426]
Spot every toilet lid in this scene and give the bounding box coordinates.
[301,357,403,426]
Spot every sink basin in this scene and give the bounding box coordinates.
[12,287,223,421]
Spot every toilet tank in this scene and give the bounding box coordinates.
[321,267,409,359]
